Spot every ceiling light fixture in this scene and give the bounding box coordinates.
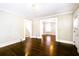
[32,4,40,12]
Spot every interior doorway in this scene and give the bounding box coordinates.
[40,18,57,40]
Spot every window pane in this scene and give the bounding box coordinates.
[44,22,51,33]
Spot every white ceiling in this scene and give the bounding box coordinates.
[0,3,79,19]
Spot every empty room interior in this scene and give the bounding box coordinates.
[0,3,79,56]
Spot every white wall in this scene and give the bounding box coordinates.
[32,19,40,38]
[57,13,73,44]
[0,10,73,47]
[0,11,24,47]
[32,13,73,44]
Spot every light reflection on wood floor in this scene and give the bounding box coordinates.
[25,35,56,56]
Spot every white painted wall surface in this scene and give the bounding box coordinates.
[57,13,73,43]
[0,11,24,47]
[32,13,73,44]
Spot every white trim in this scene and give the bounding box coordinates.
[56,17,58,44]
[30,36,42,39]
[53,10,73,16]
[30,36,74,45]
[56,39,74,45]
[34,10,73,19]
[0,9,73,20]
[40,18,57,36]
[0,9,28,19]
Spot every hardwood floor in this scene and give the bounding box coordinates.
[56,42,79,56]
[25,38,79,56]
[0,38,79,56]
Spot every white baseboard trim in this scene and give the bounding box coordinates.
[30,36,41,38]
[56,39,74,45]
[30,36,74,45]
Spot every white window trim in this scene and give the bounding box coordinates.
[40,18,58,41]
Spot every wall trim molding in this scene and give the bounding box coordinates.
[30,36,74,45]
[35,10,73,19]
[0,9,26,19]
[56,39,74,45]
[0,9,73,20]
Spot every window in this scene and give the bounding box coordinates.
[44,22,52,33]
[40,18,57,36]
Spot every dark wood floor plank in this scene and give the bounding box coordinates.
[25,38,79,56]
[0,38,79,56]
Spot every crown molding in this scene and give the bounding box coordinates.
[0,9,27,19]
[32,10,73,20]
[0,9,73,20]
